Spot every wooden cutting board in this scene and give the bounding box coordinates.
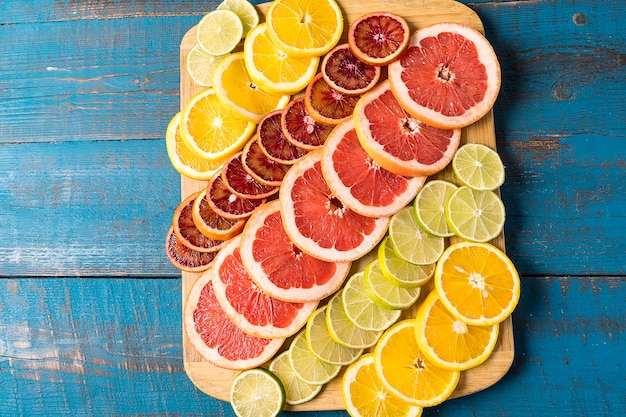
[180,0,514,411]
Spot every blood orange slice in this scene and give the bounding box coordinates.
[241,135,291,187]
[240,200,351,303]
[388,23,501,129]
[321,43,380,96]
[321,118,425,218]
[192,188,245,241]
[206,171,265,220]
[184,267,284,370]
[165,227,216,272]
[212,235,318,339]
[348,12,410,66]
[172,191,226,253]
[221,152,279,199]
[281,97,334,150]
[304,73,361,125]
[354,80,461,177]
[279,150,390,262]
[257,110,308,165]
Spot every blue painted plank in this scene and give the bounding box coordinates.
[0,276,623,416]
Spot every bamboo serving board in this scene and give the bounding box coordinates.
[180,0,514,411]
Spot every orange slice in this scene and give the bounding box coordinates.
[191,188,246,241]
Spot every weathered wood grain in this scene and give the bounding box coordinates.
[0,276,623,416]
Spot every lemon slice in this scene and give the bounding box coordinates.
[445,186,506,242]
[413,179,458,237]
[196,9,243,56]
[306,306,363,365]
[288,331,341,385]
[452,143,505,191]
[342,271,401,332]
[363,260,422,310]
[325,290,382,349]
[377,236,434,289]
[230,368,285,417]
[268,351,322,405]
[217,0,259,38]
[185,44,227,87]
[389,206,444,265]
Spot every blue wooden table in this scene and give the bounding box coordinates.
[1,0,624,415]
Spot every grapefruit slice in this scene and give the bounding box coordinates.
[354,80,461,177]
[388,23,501,129]
[212,235,318,339]
[240,200,351,303]
[279,150,390,262]
[321,118,426,218]
[184,266,284,370]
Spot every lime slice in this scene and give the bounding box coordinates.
[363,260,422,310]
[288,331,341,385]
[196,10,243,56]
[268,351,322,405]
[342,271,402,332]
[230,368,285,417]
[186,44,227,87]
[378,236,434,288]
[217,0,260,38]
[445,186,506,242]
[389,206,445,265]
[326,290,382,349]
[414,179,458,237]
[306,306,363,365]
[452,143,505,191]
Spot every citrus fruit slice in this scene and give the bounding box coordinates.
[388,23,501,129]
[185,44,226,87]
[268,351,323,405]
[196,9,243,56]
[321,43,381,96]
[241,136,290,187]
[348,12,411,66]
[221,152,279,199]
[363,260,422,310]
[342,354,423,417]
[306,306,363,366]
[415,291,499,371]
[212,235,318,338]
[165,227,216,272]
[342,271,402,332]
[244,23,320,95]
[266,0,343,57]
[354,80,462,177]
[230,368,286,417]
[434,241,520,326]
[192,188,246,240]
[257,110,308,165]
[184,269,283,369]
[213,52,290,123]
[165,112,223,180]
[172,191,226,253]
[452,143,505,191]
[445,186,505,242]
[279,150,390,262]
[180,88,255,161]
[378,236,434,289]
[288,330,342,385]
[239,200,351,303]
[413,179,459,238]
[216,0,259,38]
[374,319,460,407]
[321,118,426,218]
[304,73,361,125]
[326,290,382,349]
[206,171,265,220]
[281,97,334,150]
[388,206,444,265]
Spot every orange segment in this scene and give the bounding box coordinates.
[434,242,520,326]
[180,88,255,161]
[415,291,499,371]
[266,0,343,57]
[374,320,460,407]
